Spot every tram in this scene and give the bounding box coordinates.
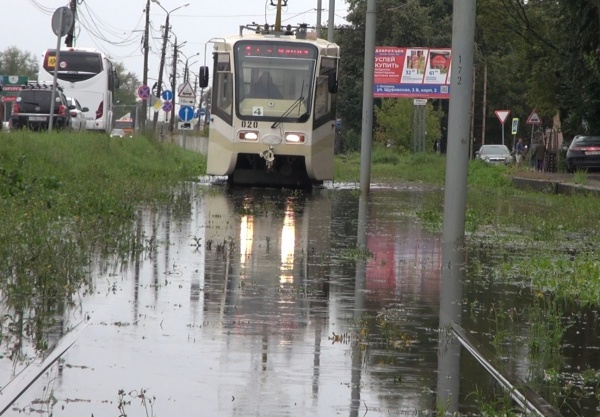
[198,15,340,187]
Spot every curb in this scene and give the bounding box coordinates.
[512,177,600,197]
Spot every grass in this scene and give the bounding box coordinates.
[0,130,205,359]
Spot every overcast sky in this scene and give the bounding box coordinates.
[1,0,349,85]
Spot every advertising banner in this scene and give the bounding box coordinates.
[374,47,452,99]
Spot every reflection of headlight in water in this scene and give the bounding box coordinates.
[280,207,295,284]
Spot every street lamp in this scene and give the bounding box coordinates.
[151,0,190,134]
[179,51,200,82]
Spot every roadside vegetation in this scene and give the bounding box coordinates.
[0,130,205,358]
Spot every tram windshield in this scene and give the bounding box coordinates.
[234,41,317,120]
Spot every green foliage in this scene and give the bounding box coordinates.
[334,146,445,184]
[374,99,443,151]
[0,46,38,78]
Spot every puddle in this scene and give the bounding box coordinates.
[0,183,595,416]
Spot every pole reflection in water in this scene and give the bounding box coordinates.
[350,194,368,417]
[436,241,465,414]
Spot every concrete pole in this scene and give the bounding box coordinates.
[441,0,476,251]
[327,0,335,42]
[141,0,150,134]
[359,0,377,195]
[49,9,64,133]
[153,13,170,133]
[316,0,322,35]
[170,37,178,133]
[437,1,476,411]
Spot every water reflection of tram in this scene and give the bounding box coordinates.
[198,22,339,188]
[202,188,331,325]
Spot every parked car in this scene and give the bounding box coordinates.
[475,144,513,165]
[10,83,72,131]
[109,128,126,138]
[66,97,89,131]
[566,135,600,173]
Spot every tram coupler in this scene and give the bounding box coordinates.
[259,147,275,171]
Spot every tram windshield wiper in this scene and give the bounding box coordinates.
[271,80,307,129]
[271,96,306,129]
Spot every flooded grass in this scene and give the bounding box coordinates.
[0,130,205,361]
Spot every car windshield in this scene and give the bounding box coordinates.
[573,135,600,146]
[479,145,510,156]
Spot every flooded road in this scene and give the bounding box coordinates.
[0,182,595,416]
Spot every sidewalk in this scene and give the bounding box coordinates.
[511,171,600,197]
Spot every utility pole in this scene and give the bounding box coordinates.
[328,0,335,42]
[64,0,76,47]
[170,37,178,133]
[153,13,170,133]
[359,0,376,195]
[316,0,322,35]
[141,0,150,134]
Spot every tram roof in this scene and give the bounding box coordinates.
[211,32,339,56]
[208,23,339,56]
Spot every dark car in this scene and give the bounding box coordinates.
[10,83,72,131]
[566,135,600,173]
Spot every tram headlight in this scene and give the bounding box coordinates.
[238,131,259,141]
[285,132,306,143]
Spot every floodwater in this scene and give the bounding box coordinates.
[0,181,597,416]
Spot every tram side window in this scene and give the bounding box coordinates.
[213,53,233,122]
[314,58,337,122]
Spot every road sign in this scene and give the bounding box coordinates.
[495,110,510,124]
[526,110,542,125]
[413,98,427,106]
[162,101,173,112]
[178,81,195,97]
[179,105,194,122]
[198,108,206,116]
[152,98,162,112]
[0,75,28,98]
[179,96,195,106]
[511,118,519,135]
[51,7,74,37]
[137,85,151,100]
[162,90,173,101]
[178,121,193,130]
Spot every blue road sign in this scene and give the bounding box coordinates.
[199,108,206,116]
[179,105,194,122]
[162,90,174,101]
[137,85,151,100]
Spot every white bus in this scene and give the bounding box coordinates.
[38,47,118,133]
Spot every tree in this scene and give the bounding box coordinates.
[113,62,140,106]
[0,46,38,79]
[374,99,443,151]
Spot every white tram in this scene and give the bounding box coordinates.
[198,23,339,187]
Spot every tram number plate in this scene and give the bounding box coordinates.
[241,120,258,128]
[263,134,282,145]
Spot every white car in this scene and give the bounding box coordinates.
[476,144,514,165]
[110,128,125,138]
[66,97,89,131]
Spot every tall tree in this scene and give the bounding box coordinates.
[0,46,38,79]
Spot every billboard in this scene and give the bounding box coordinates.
[374,47,452,99]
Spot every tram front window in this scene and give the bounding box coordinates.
[235,41,317,120]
